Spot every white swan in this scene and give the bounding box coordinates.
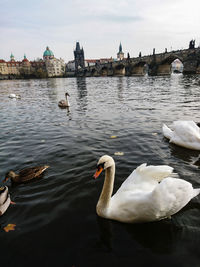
[162,121,200,150]
[9,93,21,99]
[58,92,70,108]
[0,186,11,216]
[93,155,200,223]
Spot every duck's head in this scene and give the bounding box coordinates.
[94,155,115,179]
[65,92,70,97]
[4,171,16,182]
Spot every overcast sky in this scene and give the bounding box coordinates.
[1,0,200,62]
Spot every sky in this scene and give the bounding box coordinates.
[1,0,200,62]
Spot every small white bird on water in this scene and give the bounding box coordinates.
[162,120,200,150]
[9,94,21,99]
[93,155,200,223]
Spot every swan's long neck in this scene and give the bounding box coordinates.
[96,164,115,217]
[65,95,70,106]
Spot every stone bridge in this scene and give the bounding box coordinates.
[77,48,200,77]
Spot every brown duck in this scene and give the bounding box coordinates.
[4,165,49,183]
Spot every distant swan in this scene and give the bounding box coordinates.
[9,94,21,99]
[93,155,200,223]
[58,92,70,108]
[162,120,200,150]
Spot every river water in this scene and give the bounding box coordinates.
[0,74,200,267]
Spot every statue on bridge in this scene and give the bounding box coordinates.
[189,39,195,49]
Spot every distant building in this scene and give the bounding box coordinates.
[21,54,31,75]
[43,46,54,60]
[117,43,124,60]
[85,59,99,67]
[0,46,65,78]
[0,59,8,75]
[74,42,85,72]
[66,60,75,71]
[0,53,46,78]
[99,58,113,64]
[43,46,65,77]
[6,53,21,75]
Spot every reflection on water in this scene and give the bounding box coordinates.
[0,75,200,267]
[97,216,180,254]
[167,141,200,167]
[76,77,88,113]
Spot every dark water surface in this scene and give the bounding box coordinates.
[1,75,200,267]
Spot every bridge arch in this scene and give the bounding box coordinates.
[100,66,109,76]
[129,61,147,76]
[91,68,99,77]
[158,55,184,75]
[160,54,184,65]
[114,64,125,76]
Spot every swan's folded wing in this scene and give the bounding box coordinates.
[117,163,174,193]
[150,178,194,218]
[172,121,200,135]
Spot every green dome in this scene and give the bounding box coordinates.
[43,46,54,57]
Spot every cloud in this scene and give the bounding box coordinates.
[0,0,200,61]
[91,15,143,23]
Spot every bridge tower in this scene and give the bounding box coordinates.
[74,42,85,73]
[117,42,124,60]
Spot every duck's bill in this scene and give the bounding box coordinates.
[3,177,9,182]
[93,166,103,179]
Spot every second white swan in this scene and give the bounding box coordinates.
[93,155,200,223]
[162,120,200,150]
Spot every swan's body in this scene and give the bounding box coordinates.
[9,93,21,99]
[0,186,11,216]
[58,92,70,108]
[162,121,200,150]
[94,155,200,223]
[4,165,49,183]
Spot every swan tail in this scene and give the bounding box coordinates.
[193,188,200,198]
[136,164,174,182]
[162,124,173,140]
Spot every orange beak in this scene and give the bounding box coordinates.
[3,177,9,182]
[93,166,103,179]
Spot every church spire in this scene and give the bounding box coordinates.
[117,42,124,60]
[10,52,15,61]
[119,42,122,53]
[75,42,81,51]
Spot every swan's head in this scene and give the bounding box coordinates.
[65,92,70,97]
[94,155,115,179]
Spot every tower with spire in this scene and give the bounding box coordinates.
[10,52,15,62]
[74,42,85,72]
[117,42,124,60]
